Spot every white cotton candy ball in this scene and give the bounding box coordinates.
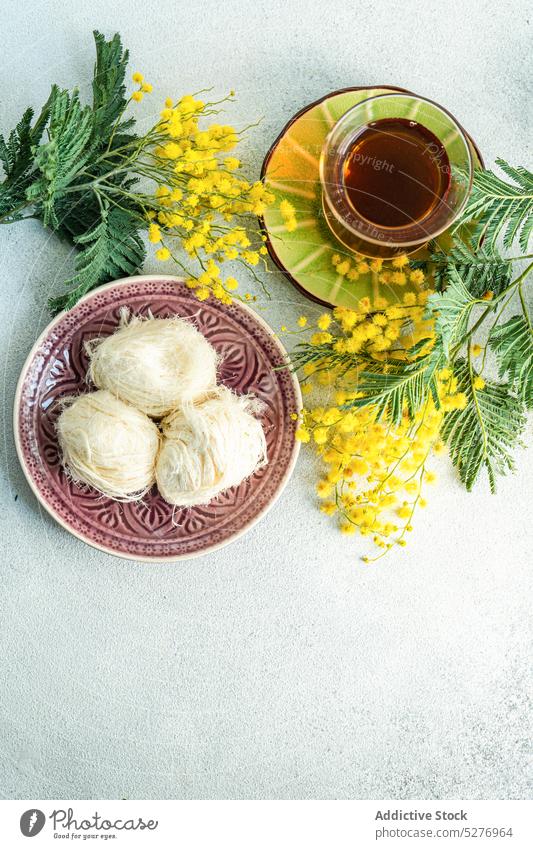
[156,386,268,507]
[57,390,160,500]
[86,311,218,418]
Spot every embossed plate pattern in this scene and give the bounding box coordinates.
[14,276,301,561]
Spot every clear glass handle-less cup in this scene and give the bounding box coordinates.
[319,93,473,259]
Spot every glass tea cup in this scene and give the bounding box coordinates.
[319,93,474,258]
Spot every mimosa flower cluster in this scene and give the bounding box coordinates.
[288,253,469,561]
[131,77,275,303]
[0,29,282,315]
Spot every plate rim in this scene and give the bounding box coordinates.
[259,85,485,309]
[13,274,302,563]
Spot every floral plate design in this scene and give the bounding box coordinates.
[261,86,484,309]
[14,276,301,561]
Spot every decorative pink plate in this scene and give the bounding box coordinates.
[14,276,301,561]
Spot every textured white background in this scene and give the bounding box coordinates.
[1,0,531,800]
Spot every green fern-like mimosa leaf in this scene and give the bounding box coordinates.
[454,160,533,252]
[489,313,533,408]
[440,359,526,492]
[49,206,145,313]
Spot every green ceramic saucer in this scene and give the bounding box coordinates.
[261,86,484,309]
